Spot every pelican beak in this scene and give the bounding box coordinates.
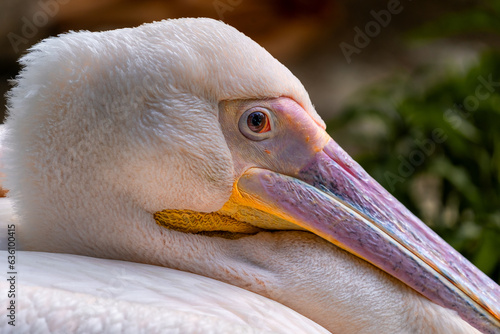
[235,138,500,334]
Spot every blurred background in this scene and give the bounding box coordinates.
[1,0,499,282]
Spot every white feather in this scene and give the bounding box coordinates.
[0,251,329,334]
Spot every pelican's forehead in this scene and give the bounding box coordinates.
[132,18,324,128]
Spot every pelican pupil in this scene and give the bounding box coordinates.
[248,111,266,132]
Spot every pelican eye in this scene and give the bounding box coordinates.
[239,107,274,141]
[247,111,270,133]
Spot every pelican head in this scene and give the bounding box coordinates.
[2,18,499,333]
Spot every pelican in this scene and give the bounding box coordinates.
[0,18,499,334]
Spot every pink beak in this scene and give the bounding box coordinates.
[237,138,500,334]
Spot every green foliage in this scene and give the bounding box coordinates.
[327,52,500,282]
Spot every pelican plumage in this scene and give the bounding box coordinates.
[0,18,499,334]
